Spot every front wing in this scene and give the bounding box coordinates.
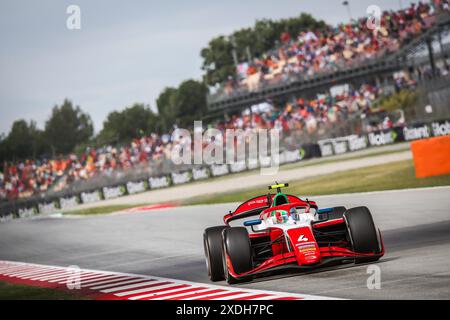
[225,230,385,280]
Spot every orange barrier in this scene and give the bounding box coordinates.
[411,135,450,178]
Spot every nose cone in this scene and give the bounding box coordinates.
[286,227,321,265]
[294,242,321,265]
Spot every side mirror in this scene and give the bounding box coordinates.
[243,219,262,227]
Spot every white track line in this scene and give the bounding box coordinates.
[51,272,99,283]
[149,288,213,300]
[28,271,70,281]
[100,280,158,293]
[30,271,73,281]
[90,278,146,290]
[0,265,33,273]
[5,266,44,276]
[56,273,110,284]
[48,272,94,283]
[3,268,43,277]
[80,274,122,284]
[183,291,244,300]
[172,289,228,300]
[17,269,62,278]
[115,282,178,297]
[209,292,262,300]
[81,276,129,287]
[127,284,191,300]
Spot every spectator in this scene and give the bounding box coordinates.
[229,2,443,93]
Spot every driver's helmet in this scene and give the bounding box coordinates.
[270,210,289,224]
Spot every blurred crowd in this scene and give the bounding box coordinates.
[0,135,172,201]
[0,82,385,201]
[224,1,445,93]
[216,84,381,135]
[1,1,446,202]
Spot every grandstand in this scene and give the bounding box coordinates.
[2,1,450,219]
[207,1,450,115]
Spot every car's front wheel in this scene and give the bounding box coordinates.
[222,227,253,284]
[344,206,382,263]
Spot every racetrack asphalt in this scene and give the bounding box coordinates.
[1,186,449,299]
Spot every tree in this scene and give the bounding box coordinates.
[7,120,35,160]
[0,133,9,164]
[201,36,235,86]
[200,13,327,86]
[44,99,93,154]
[174,80,208,128]
[98,103,159,144]
[0,120,48,161]
[156,87,178,132]
[156,80,208,129]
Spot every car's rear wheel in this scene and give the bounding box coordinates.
[203,226,228,281]
[344,206,381,263]
[222,227,253,284]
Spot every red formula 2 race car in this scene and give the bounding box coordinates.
[203,183,384,284]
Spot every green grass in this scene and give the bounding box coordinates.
[184,160,450,205]
[63,204,148,216]
[0,281,87,300]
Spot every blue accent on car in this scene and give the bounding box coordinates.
[244,219,262,227]
[317,208,334,214]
